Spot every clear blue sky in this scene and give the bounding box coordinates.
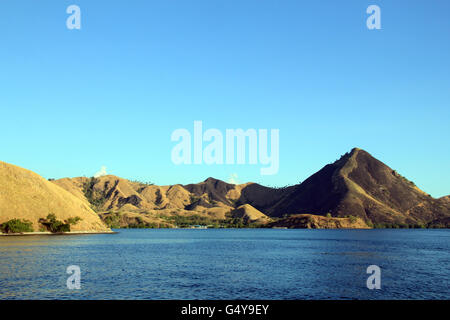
[0,0,449,197]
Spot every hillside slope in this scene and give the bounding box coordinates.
[230,204,272,224]
[52,148,450,228]
[0,161,111,232]
[240,148,450,225]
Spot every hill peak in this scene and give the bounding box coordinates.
[204,177,221,183]
[332,147,374,169]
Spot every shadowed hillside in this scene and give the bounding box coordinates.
[50,148,450,228]
[240,148,450,226]
[52,176,250,228]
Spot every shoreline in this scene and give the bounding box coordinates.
[1,228,447,236]
[0,230,117,237]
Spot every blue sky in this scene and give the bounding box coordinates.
[0,0,449,197]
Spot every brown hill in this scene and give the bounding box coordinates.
[268,214,370,229]
[183,177,236,206]
[51,148,450,228]
[240,148,450,226]
[230,204,271,224]
[0,161,110,232]
[52,176,234,227]
[52,176,233,213]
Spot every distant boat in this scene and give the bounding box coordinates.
[190,225,208,229]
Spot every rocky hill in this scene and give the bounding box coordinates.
[2,148,447,230]
[240,148,450,226]
[50,148,449,228]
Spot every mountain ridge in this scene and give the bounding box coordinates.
[1,148,447,230]
[49,148,450,228]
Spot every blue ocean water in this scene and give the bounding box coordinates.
[0,229,448,300]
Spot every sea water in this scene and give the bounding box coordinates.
[0,229,448,300]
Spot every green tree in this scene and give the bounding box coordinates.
[1,219,34,233]
[40,214,71,233]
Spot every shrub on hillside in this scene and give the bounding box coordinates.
[39,214,71,233]
[67,216,82,225]
[103,212,121,228]
[1,219,34,233]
